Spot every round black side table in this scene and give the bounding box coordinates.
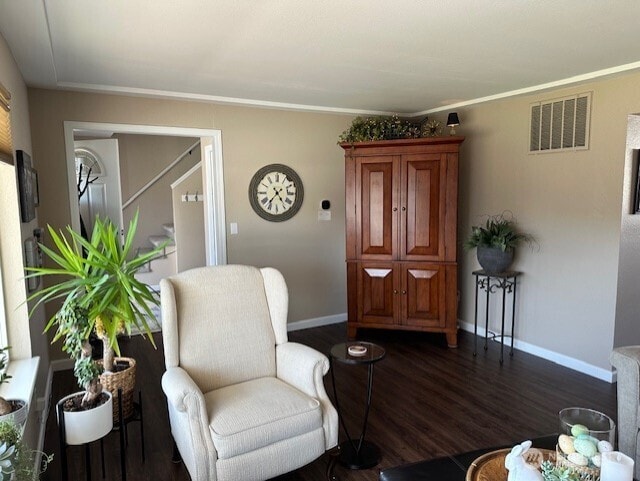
[330,341,385,470]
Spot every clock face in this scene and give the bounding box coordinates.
[249,164,304,222]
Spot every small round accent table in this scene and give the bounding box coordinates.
[330,341,386,470]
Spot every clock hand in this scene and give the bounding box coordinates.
[267,188,281,203]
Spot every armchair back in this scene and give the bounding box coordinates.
[161,265,278,393]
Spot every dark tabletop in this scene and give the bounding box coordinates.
[379,435,557,481]
[330,342,386,365]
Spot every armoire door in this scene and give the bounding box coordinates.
[356,156,399,260]
[400,153,446,261]
[357,262,396,326]
[400,263,446,328]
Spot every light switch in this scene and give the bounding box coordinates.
[230,222,238,235]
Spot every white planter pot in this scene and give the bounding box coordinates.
[0,399,27,429]
[57,391,113,445]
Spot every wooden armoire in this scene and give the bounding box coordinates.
[341,137,464,347]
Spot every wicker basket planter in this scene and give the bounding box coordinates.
[99,357,136,422]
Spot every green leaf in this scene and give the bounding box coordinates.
[25,215,161,389]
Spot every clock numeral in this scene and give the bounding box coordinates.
[285,198,292,205]
[261,197,268,205]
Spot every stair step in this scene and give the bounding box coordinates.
[162,223,175,238]
[135,246,154,272]
[149,235,175,248]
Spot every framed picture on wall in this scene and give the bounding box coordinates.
[16,150,35,223]
[31,169,39,207]
[634,149,640,214]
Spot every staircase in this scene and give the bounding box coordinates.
[135,223,177,286]
[127,224,175,335]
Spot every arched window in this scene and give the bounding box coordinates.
[74,148,104,177]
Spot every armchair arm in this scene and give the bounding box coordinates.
[276,342,338,449]
[610,346,640,477]
[162,366,206,412]
[162,367,218,481]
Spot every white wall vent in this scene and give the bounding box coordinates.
[529,92,591,153]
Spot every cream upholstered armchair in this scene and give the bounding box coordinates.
[610,346,640,479]
[160,265,338,481]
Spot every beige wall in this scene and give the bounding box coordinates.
[448,72,640,374]
[26,72,640,376]
[27,88,353,361]
[115,133,200,248]
[0,32,49,450]
[214,105,350,321]
[172,166,206,272]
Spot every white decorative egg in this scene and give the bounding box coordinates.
[591,453,602,468]
[558,434,575,454]
[597,440,613,453]
[567,452,589,466]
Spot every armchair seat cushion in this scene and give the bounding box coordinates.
[206,377,323,459]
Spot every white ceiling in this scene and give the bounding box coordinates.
[2,0,640,115]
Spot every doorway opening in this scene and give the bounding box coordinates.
[63,122,227,283]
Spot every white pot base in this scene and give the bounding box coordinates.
[57,391,113,445]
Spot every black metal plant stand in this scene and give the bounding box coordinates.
[473,270,522,364]
[57,389,145,481]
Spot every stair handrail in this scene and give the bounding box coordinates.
[122,140,201,210]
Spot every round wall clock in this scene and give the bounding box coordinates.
[248,164,304,222]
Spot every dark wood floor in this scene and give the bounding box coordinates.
[42,323,617,480]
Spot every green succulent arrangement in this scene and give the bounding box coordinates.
[464,211,533,252]
[338,115,421,143]
[0,441,15,480]
[541,460,590,481]
[0,421,52,481]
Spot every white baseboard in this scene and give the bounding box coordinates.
[50,358,74,372]
[35,365,53,472]
[458,321,615,383]
[287,313,346,332]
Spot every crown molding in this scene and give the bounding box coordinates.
[55,82,396,117]
[56,60,640,118]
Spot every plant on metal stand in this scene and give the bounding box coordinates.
[27,211,163,421]
[464,211,534,274]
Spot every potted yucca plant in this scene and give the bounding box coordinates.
[28,211,164,422]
